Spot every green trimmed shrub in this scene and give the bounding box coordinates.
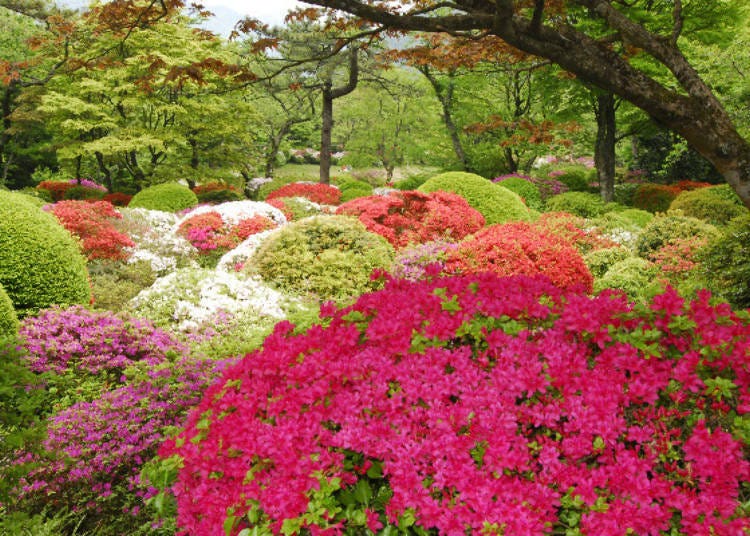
[394,174,431,192]
[703,184,744,206]
[494,177,543,211]
[333,176,373,202]
[583,247,632,278]
[0,191,91,317]
[594,257,659,300]
[635,211,720,258]
[89,260,157,312]
[245,215,394,301]
[632,183,680,213]
[545,191,606,218]
[669,187,747,226]
[418,171,531,224]
[701,215,750,309]
[195,188,244,204]
[257,177,298,200]
[0,283,18,338]
[619,208,654,228]
[128,183,198,212]
[62,185,106,201]
[550,167,591,192]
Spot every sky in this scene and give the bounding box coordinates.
[200,0,307,28]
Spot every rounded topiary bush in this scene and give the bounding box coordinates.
[334,176,373,202]
[549,166,591,192]
[583,246,632,279]
[0,191,91,317]
[635,211,720,258]
[492,176,544,211]
[244,215,394,301]
[545,191,607,218]
[128,182,198,212]
[0,283,18,338]
[593,257,659,299]
[444,222,594,292]
[701,214,750,309]
[418,171,531,225]
[161,273,750,536]
[632,183,680,213]
[669,187,747,226]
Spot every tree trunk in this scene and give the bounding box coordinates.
[420,68,469,171]
[504,147,518,173]
[320,47,360,185]
[594,92,616,202]
[95,151,113,192]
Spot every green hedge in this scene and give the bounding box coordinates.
[333,176,373,202]
[495,177,544,211]
[669,187,747,226]
[701,215,750,309]
[418,172,530,225]
[245,215,394,301]
[128,182,198,212]
[0,191,91,317]
[635,211,720,258]
[0,283,18,338]
[594,257,659,300]
[545,192,607,218]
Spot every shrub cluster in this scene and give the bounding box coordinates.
[37,179,108,202]
[266,182,342,206]
[669,187,747,225]
[701,214,750,309]
[267,196,326,221]
[47,200,135,261]
[444,222,594,292]
[128,183,198,212]
[491,175,544,210]
[177,211,276,257]
[593,257,659,300]
[0,191,91,317]
[632,183,680,213]
[102,192,133,206]
[333,176,374,202]
[635,211,720,258]
[0,283,18,338]
[161,273,750,535]
[336,190,485,248]
[418,171,531,224]
[545,191,607,218]
[244,215,394,301]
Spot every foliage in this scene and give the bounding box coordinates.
[701,215,750,309]
[47,200,135,261]
[0,191,91,317]
[444,222,594,291]
[703,184,744,206]
[418,171,531,224]
[128,267,289,333]
[62,185,106,201]
[333,176,373,202]
[583,247,632,279]
[266,182,342,205]
[545,191,607,218]
[128,183,198,213]
[669,187,748,225]
[393,173,430,191]
[193,182,244,204]
[491,175,544,210]
[547,166,593,192]
[245,215,395,301]
[13,307,226,535]
[89,260,158,312]
[0,283,19,338]
[593,258,659,301]
[635,211,720,258]
[533,212,618,254]
[161,273,750,535]
[648,236,710,297]
[336,190,485,248]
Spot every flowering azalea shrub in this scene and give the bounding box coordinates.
[528,212,617,254]
[47,200,135,261]
[129,267,290,333]
[102,192,133,206]
[37,179,108,202]
[266,182,342,206]
[13,307,228,534]
[192,182,243,204]
[443,222,594,292]
[635,211,720,258]
[669,187,747,226]
[116,208,198,275]
[701,214,750,309]
[632,183,681,213]
[177,211,276,257]
[267,196,325,221]
[390,240,458,281]
[336,190,485,248]
[161,273,750,535]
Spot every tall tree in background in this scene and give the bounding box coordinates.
[296,0,750,208]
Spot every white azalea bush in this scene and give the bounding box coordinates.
[216,228,282,272]
[117,208,198,275]
[175,200,287,228]
[128,267,291,333]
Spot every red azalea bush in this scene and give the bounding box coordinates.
[632,184,682,213]
[102,192,133,206]
[47,200,134,261]
[533,212,618,253]
[37,180,76,202]
[160,274,750,535]
[177,211,276,254]
[336,190,485,248]
[266,182,342,206]
[443,222,594,292]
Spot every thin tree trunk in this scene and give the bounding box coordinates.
[95,151,113,192]
[594,92,616,202]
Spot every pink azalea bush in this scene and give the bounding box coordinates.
[336,190,485,248]
[177,211,276,256]
[160,274,750,535]
[11,306,231,533]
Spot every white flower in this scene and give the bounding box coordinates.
[216,228,281,272]
[176,200,287,229]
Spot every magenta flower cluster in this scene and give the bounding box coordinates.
[13,306,231,528]
[162,274,750,535]
[69,178,108,192]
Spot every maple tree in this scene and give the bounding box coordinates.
[292,0,750,208]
